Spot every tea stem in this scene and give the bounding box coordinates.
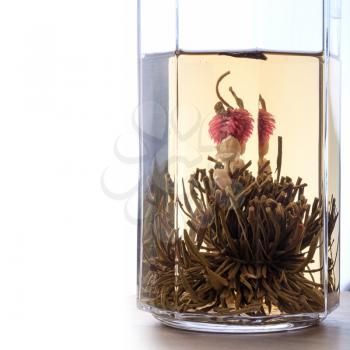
[229,87,244,109]
[215,71,232,109]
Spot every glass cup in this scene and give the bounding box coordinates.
[137,0,341,333]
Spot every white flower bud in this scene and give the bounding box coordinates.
[215,136,241,163]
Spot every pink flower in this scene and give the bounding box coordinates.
[258,109,275,145]
[226,108,254,144]
[208,114,227,144]
[209,108,254,144]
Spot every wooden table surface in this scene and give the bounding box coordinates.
[125,292,350,350]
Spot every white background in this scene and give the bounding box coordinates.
[0,1,348,349]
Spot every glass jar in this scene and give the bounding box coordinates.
[137,0,341,333]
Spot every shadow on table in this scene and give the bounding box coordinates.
[128,296,350,350]
[142,321,343,350]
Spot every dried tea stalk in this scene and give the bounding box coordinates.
[140,163,177,310]
[141,160,338,314]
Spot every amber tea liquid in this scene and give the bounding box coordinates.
[139,50,340,317]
